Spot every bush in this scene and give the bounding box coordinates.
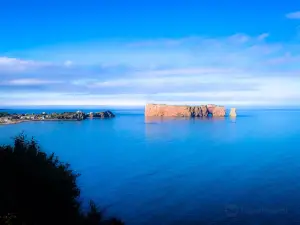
[0,134,124,225]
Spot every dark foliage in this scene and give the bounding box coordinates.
[0,112,9,117]
[0,134,124,225]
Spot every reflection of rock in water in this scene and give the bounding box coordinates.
[145,116,226,124]
[144,117,162,124]
[201,117,225,121]
[144,116,192,141]
[144,117,167,141]
[145,116,191,124]
[144,116,227,141]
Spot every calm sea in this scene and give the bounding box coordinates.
[1,107,300,225]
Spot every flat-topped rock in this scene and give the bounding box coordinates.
[145,104,226,117]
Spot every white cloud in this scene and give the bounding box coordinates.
[0,56,51,72]
[0,57,34,65]
[64,60,73,67]
[227,33,250,43]
[0,57,36,72]
[0,57,74,73]
[1,79,62,86]
[286,11,300,19]
[1,32,300,106]
[257,33,269,41]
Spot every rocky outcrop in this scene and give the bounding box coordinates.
[230,108,237,117]
[92,110,115,118]
[145,104,226,117]
[207,104,226,117]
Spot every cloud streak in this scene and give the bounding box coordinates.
[1,79,63,86]
[286,11,300,19]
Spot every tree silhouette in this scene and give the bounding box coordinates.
[0,134,124,225]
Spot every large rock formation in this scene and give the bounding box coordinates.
[207,104,226,117]
[145,104,226,117]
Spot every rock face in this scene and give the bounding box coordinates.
[145,104,226,117]
[230,108,237,117]
[207,104,226,117]
[93,110,115,118]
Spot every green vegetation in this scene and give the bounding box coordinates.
[0,112,9,117]
[0,134,124,225]
[0,111,115,124]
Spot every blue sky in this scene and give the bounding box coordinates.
[1,0,300,106]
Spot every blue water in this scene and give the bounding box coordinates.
[1,108,300,225]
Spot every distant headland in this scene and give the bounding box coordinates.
[145,104,237,117]
[0,110,115,125]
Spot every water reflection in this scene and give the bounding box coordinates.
[144,116,229,141]
[145,116,226,124]
[230,117,236,123]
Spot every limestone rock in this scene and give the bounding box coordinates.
[230,108,237,117]
[212,106,226,117]
[206,104,226,117]
[201,105,208,117]
[206,104,216,114]
[145,104,225,117]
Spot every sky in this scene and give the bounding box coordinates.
[1,0,300,106]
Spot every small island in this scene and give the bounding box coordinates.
[0,110,115,125]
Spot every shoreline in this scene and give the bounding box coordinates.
[0,117,114,125]
[0,110,115,125]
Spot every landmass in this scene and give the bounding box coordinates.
[0,110,115,125]
[145,104,236,117]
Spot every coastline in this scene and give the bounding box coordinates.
[0,118,83,125]
[0,120,25,125]
[0,110,115,125]
[0,117,115,125]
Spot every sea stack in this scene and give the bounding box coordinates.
[145,104,226,117]
[230,108,237,117]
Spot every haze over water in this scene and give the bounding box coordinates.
[1,108,300,225]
